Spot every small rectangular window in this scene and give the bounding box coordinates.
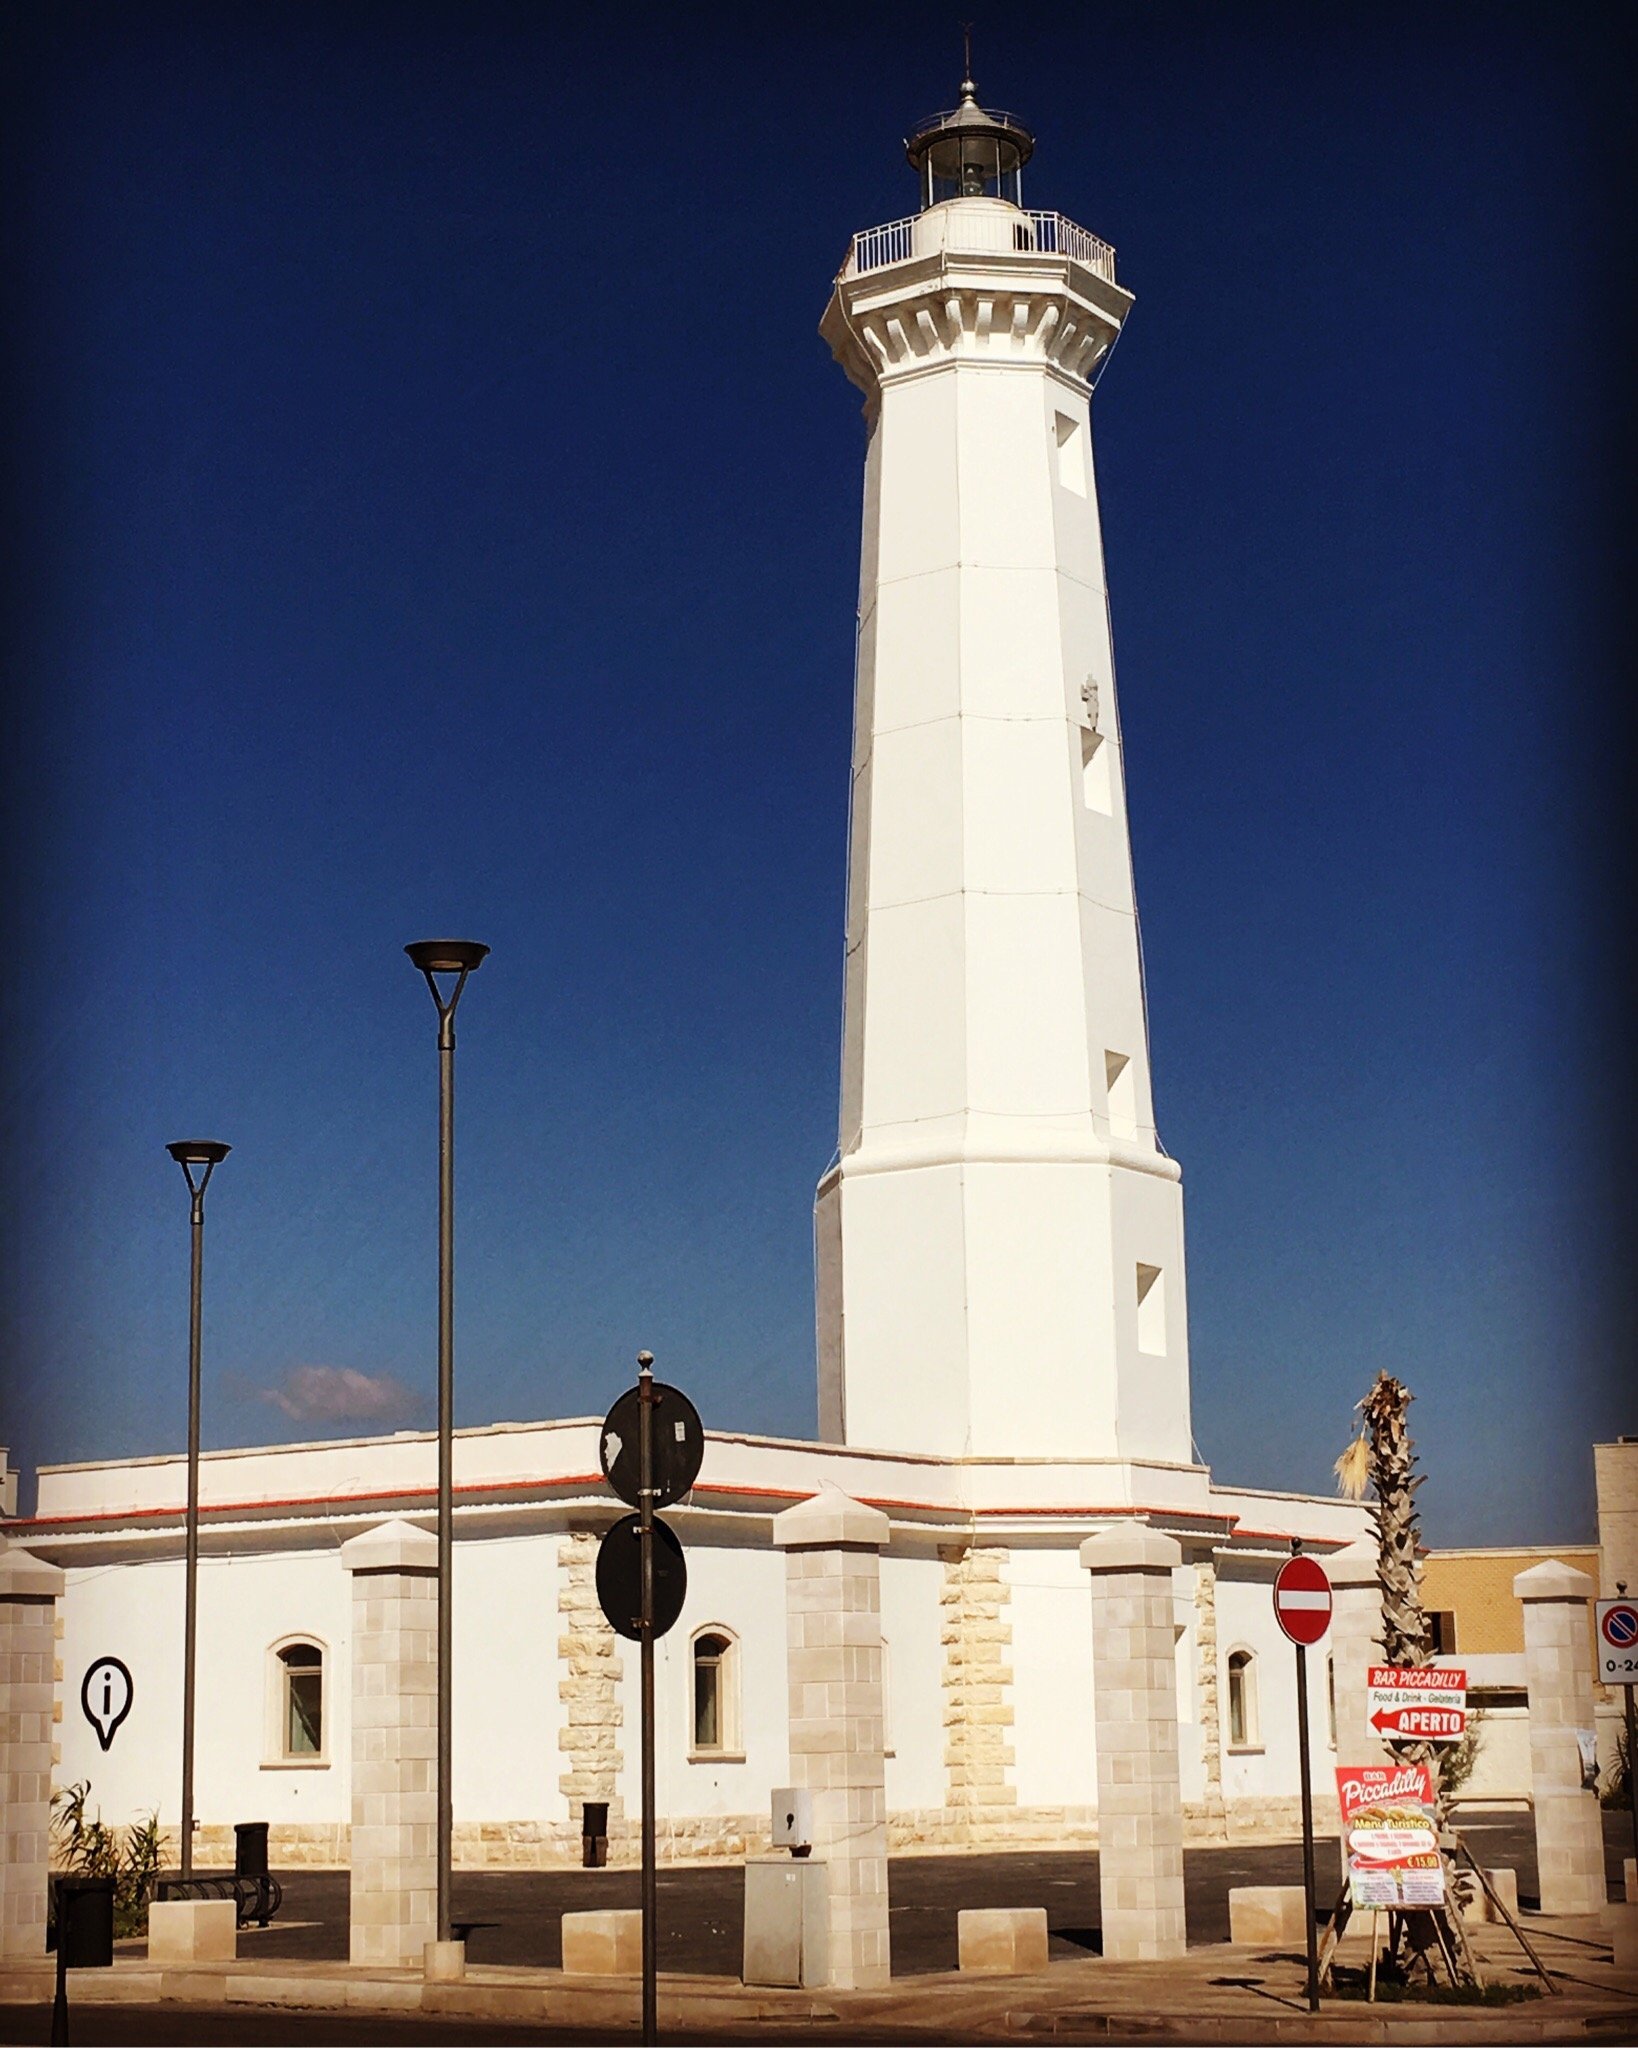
[1105,1051,1137,1140]
[1054,410,1087,496]
[1135,1262,1166,1354]
[1081,727,1112,812]
[1429,1610,1458,1656]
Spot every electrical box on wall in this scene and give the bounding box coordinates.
[770,1787,812,1854]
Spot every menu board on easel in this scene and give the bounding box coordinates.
[1336,1763,1445,1908]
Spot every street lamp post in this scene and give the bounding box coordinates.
[405,940,488,1948]
[165,1139,231,1883]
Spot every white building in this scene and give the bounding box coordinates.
[8,77,1368,1871]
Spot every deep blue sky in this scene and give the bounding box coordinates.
[2,2,1632,1542]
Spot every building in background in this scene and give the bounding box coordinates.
[1421,1440,1637,1805]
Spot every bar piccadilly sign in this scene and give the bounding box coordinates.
[1366,1664,1467,1741]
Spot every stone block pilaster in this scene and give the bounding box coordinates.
[939,1543,1016,1842]
[1514,1558,1606,1917]
[341,1518,438,1966]
[557,1529,624,1833]
[774,1487,890,1990]
[0,1537,64,1959]
[1081,1525,1187,1961]
[1191,1555,1227,1836]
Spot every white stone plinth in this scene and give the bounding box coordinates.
[342,1517,438,1967]
[1081,1526,1187,1962]
[423,1939,465,1981]
[562,1909,640,1976]
[774,1488,891,1989]
[1228,1886,1307,1946]
[0,1538,63,1960]
[957,1907,1048,1975]
[1607,1902,1638,1972]
[147,1898,237,1963]
[1514,1559,1607,1918]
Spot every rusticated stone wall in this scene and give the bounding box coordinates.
[939,1543,1016,1844]
[556,1528,624,1829]
[1192,1557,1227,1837]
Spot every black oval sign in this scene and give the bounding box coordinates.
[595,1513,687,1641]
[599,1382,704,1510]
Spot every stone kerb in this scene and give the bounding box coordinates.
[773,1487,891,1991]
[1080,1525,1187,1962]
[341,1517,439,1968]
[0,1536,64,1960]
[1513,1558,1606,1918]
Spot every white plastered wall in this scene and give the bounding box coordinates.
[58,1548,352,1832]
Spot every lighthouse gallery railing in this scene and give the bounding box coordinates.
[843,211,1117,284]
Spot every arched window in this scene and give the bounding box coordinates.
[267,1639,326,1763]
[690,1627,741,1758]
[1226,1648,1259,1750]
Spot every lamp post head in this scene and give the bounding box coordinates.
[406,939,489,1037]
[405,941,491,977]
[166,1140,230,1209]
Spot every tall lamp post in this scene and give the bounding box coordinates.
[404,940,488,1948]
[164,1138,231,1882]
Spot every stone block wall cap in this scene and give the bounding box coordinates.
[340,1516,438,1574]
[772,1483,889,1551]
[0,1535,64,1599]
[1080,1524,1183,1574]
[1326,1539,1380,1589]
[1512,1557,1596,1601]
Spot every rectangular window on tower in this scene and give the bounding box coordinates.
[1081,727,1112,813]
[1135,1262,1166,1354]
[1105,1051,1138,1140]
[1054,410,1087,496]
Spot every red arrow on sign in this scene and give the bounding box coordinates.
[1370,1706,1466,1738]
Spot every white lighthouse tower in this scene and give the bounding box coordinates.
[815,76,1194,1467]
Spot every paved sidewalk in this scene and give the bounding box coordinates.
[3,1913,1635,2042]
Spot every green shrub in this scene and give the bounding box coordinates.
[50,1780,163,1938]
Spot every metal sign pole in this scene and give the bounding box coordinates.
[638,1351,658,2048]
[1296,1636,1320,2012]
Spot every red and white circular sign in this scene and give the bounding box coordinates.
[1273,1553,1333,1646]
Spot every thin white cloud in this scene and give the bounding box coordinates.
[256,1365,417,1426]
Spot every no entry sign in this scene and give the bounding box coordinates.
[1597,1600,1638,1686]
[1273,1553,1333,1646]
[1366,1664,1467,1741]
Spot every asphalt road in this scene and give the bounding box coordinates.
[113,1811,1632,1979]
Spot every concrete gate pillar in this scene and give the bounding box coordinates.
[0,1536,64,1959]
[1327,1538,1388,1774]
[1080,1525,1187,1961]
[341,1519,439,1966]
[1514,1558,1606,1917]
[773,1487,891,1989]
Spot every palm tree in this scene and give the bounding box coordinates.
[1335,1370,1478,1985]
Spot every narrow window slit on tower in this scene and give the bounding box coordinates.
[1081,726,1112,812]
[1136,1262,1166,1354]
[1054,410,1087,495]
[1105,1051,1137,1140]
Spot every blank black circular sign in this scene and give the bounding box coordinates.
[599,1383,704,1510]
[595,1513,687,1641]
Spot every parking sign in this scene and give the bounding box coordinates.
[1597,1600,1638,1686]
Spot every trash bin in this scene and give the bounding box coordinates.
[234,1822,270,1879]
[50,1876,115,1969]
[581,1800,609,1869]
